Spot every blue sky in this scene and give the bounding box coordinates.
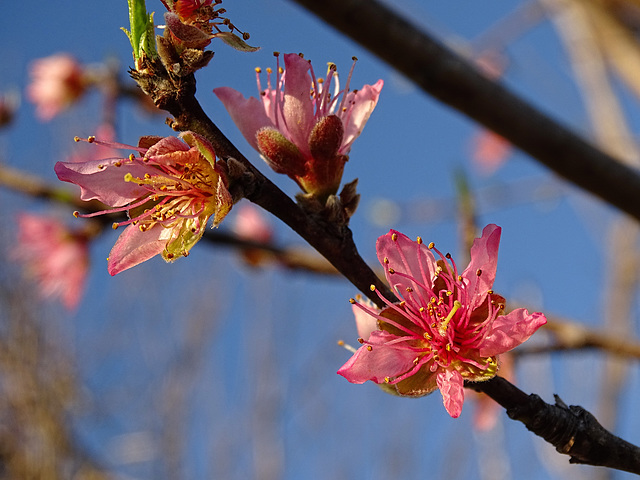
[1,1,637,479]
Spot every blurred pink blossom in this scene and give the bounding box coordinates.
[470,130,512,175]
[55,132,233,275]
[215,53,383,199]
[26,54,86,121]
[232,204,273,244]
[469,51,512,174]
[14,213,90,310]
[338,225,546,418]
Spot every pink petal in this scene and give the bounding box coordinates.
[461,224,501,305]
[479,309,547,357]
[145,135,189,158]
[213,86,273,151]
[437,369,465,418]
[339,79,384,154]
[376,230,438,309]
[352,300,379,340]
[281,53,315,153]
[107,224,168,275]
[164,12,212,48]
[337,330,418,384]
[212,175,233,226]
[55,159,155,207]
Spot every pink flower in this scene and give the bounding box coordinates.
[160,0,258,52]
[214,53,383,199]
[13,213,90,310]
[232,204,273,244]
[470,130,512,175]
[55,132,233,275]
[338,225,546,418]
[26,54,86,121]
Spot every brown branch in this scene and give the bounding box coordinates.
[468,377,640,474]
[289,0,640,221]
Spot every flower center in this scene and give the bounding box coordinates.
[119,159,215,232]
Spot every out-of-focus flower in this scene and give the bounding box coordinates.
[470,130,512,175]
[55,132,233,275]
[13,213,91,310]
[232,203,273,244]
[231,203,274,266]
[26,54,86,121]
[469,51,512,175]
[338,225,546,418]
[214,53,383,200]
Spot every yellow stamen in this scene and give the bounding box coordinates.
[439,300,462,336]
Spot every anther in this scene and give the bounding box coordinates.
[366,345,372,351]
[383,257,389,264]
[388,268,395,274]
[384,376,390,383]
[112,223,119,230]
[399,301,406,307]
[446,253,451,259]
[349,298,356,304]
[72,211,79,218]
[370,284,376,292]
[87,136,95,143]
[476,269,482,276]
[423,332,432,340]
[406,287,413,293]
[358,338,365,344]
[73,136,81,142]
[391,233,398,241]
[428,242,435,249]
[255,67,261,73]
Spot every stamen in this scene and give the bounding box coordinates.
[439,300,462,336]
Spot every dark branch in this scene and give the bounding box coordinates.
[469,377,640,474]
[289,0,640,221]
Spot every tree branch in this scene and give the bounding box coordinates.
[468,377,640,474]
[289,0,640,221]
